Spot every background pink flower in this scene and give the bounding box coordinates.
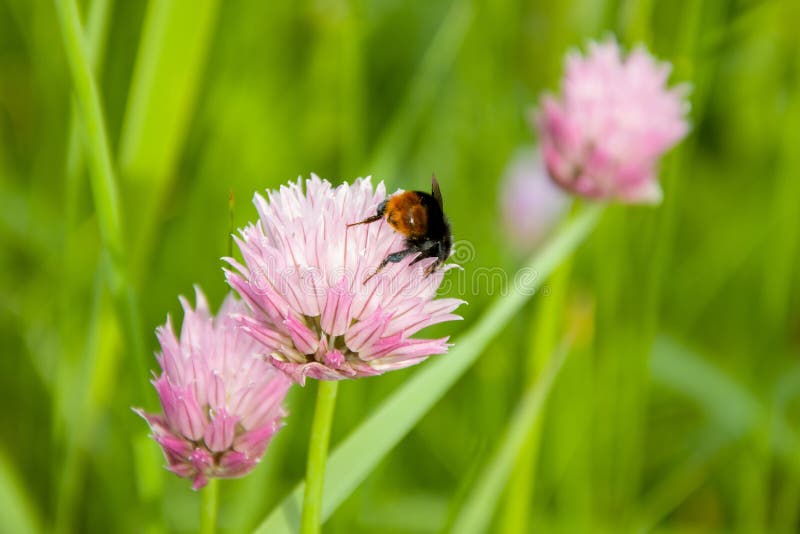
[225,175,464,385]
[536,38,690,203]
[499,149,571,254]
[135,288,292,490]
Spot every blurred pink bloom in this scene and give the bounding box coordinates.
[135,288,291,490]
[225,175,464,385]
[536,38,690,203]
[500,149,571,254]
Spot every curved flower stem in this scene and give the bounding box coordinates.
[199,478,219,534]
[301,380,340,534]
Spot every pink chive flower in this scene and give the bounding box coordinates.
[135,288,292,490]
[536,38,690,204]
[500,149,571,254]
[225,174,464,385]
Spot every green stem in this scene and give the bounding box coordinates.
[300,380,340,534]
[199,478,219,534]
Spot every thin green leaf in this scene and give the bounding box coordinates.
[633,432,728,534]
[118,0,220,278]
[118,0,220,183]
[451,339,571,534]
[54,0,146,383]
[368,0,473,178]
[762,46,800,328]
[57,0,114,442]
[651,336,758,439]
[652,335,798,456]
[54,0,123,259]
[640,336,800,531]
[0,449,42,534]
[500,261,572,534]
[65,0,113,223]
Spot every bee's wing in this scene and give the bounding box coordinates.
[431,174,443,210]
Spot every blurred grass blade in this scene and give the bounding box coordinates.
[634,433,729,533]
[651,336,757,437]
[762,43,800,330]
[640,344,741,531]
[57,0,113,440]
[369,0,473,177]
[255,204,603,534]
[55,0,148,390]
[53,2,155,529]
[451,339,571,534]
[642,336,800,530]
[55,259,122,533]
[0,449,42,534]
[771,365,800,531]
[54,0,123,260]
[119,0,219,182]
[500,261,572,534]
[118,0,220,274]
[65,0,113,195]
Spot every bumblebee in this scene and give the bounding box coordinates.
[348,176,453,278]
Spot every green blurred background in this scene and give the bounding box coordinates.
[2,0,800,532]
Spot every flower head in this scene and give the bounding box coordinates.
[225,175,464,385]
[536,38,690,203]
[500,149,571,254]
[135,288,292,490]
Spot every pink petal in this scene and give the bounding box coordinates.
[203,409,239,452]
[320,277,354,336]
[344,307,391,353]
[283,315,319,355]
[155,433,193,460]
[224,267,289,325]
[360,332,404,361]
[167,462,196,479]
[218,451,257,478]
[324,350,345,369]
[233,422,281,458]
[190,448,213,487]
[192,473,209,491]
[268,357,355,385]
[234,314,295,356]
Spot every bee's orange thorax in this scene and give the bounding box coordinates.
[385,192,429,238]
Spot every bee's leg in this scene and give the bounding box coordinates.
[347,214,382,227]
[363,247,416,283]
[347,200,387,227]
[415,242,441,276]
[424,260,440,276]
